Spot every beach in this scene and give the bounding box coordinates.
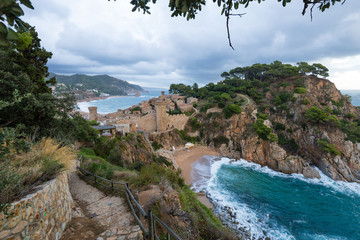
[173,146,219,208]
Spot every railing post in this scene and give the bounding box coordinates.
[167,233,171,240]
[94,175,97,183]
[111,181,114,191]
[148,210,154,240]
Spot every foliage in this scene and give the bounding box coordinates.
[213,135,229,147]
[294,87,307,94]
[52,73,143,96]
[128,0,343,25]
[252,117,277,142]
[317,140,341,156]
[1,138,75,214]
[88,120,99,126]
[151,141,163,151]
[0,0,34,47]
[339,120,360,143]
[273,91,293,106]
[178,186,234,240]
[176,129,200,143]
[189,117,201,131]
[305,107,339,126]
[278,133,299,153]
[300,97,310,105]
[223,103,241,119]
[130,163,184,187]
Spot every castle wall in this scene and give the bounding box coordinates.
[164,114,190,131]
[0,172,72,240]
[134,113,156,132]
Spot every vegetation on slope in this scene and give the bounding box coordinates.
[51,73,144,96]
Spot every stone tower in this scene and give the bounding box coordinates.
[88,106,98,121]
[154,91,167,132]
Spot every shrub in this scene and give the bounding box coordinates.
[317,140,341,156]
[294,87,307,94]
[256,113,268,120]
[252,118,271,140]
[345,113,356,119]
[305,107,328,124]
[213,136,229,147]
[1,138,75,214]
[151,141,164,151]
[300,97,310,105]
[223,104,242,119]
[131,163,184,187]
[274,122,286,131]
[189,118,201,131]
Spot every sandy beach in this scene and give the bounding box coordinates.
[173,146,219,208]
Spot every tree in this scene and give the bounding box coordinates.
[0,0,34,46]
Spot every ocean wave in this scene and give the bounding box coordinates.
[191,157,360,240]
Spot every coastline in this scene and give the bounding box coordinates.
[76,95,129,103]
[173,146,219,208]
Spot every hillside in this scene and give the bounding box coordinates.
[166,61,360,183]
[50,73,144,97]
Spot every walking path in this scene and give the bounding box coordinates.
[61,173,142,240]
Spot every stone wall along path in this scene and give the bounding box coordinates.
[61,173,142,240]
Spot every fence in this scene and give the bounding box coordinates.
[77,167,182,240]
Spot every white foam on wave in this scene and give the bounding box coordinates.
[225,158,360,198]
[202,157,294,240]
[194,157,360,240]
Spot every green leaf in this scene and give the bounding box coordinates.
[0,38,9,47]
[0,22,7,34]
[20,0,34,9]
[6,15,15,26]
[10,5,25,16]
[7,28,19,41]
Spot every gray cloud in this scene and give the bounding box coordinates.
[24,0,360,88]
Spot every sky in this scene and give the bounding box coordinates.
[23,0,360,89]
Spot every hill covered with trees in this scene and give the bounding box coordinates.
[168,61,360,183]
[51,73,144,97]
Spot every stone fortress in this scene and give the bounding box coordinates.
[87,91,197,136]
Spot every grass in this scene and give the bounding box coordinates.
[1,138,76,215]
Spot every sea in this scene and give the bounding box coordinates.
[77,88,168,114]
[191,156,360,240]
[78,89,360,239]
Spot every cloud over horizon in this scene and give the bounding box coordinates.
[24,0,360,89]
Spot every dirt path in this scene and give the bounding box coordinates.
[61,173,142,240]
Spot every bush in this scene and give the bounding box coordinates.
[151,141,164,151]
[317,140,341,156]
[274,122,286,131]
[223,104,242,119]
[189,118,201,131]
[294,87,307,94]
[300,97,310,105]
[213,136,229,147]
[131,163,184,187]
[252,118,271,140]
[1,138,75,215]
[305,107,328,124]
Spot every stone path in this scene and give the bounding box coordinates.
[61,173,142,240]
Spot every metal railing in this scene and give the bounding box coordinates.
[77,167,182,240]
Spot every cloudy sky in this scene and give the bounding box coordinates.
[23,0,360,89]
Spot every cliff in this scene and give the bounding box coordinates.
[185,76,360,182]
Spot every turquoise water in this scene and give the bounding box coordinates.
[77,88,167,114]
[192,157,360,240]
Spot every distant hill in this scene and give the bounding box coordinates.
[50,73,144,96]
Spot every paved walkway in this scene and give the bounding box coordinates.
[61,173,142,240]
